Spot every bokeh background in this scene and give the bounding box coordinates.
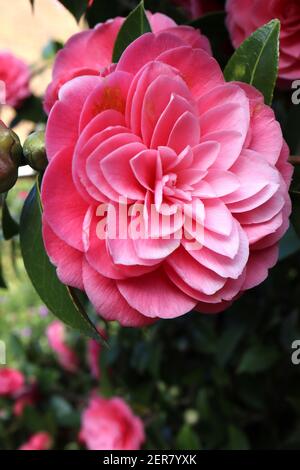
[1,0,300,450]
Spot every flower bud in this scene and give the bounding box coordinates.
[23,131,47,172]
[0,121,22,193]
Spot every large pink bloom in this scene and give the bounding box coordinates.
[0,367,24,396]
[44,12,210,113]
[42,26,291,326]
[226,0,300,81]
[0,51,30,108]
[80,396,145,450]
[19,432,52,451]
[46,320,79,372]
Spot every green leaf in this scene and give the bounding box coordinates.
[20,182,104,343]
[42,40,64,61]
[176,424,201,450]
[228,425,250,450]
[112,0,151,63]
[86,0,120,28]
[50,396,80,428]
[190,12,233,69]
[224,19,280,105]
[237,345,279,374]
[58,0,89,22]
[10,95,46,127]
[1,195,19,240]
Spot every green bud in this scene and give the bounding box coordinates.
[0,121,22,193]
[0,121,22,167]
[23,131,47,172]
[0,155,18,193]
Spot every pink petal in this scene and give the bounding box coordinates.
[201,130,244,170]
[88,133,142,201]
[167,111,200,153]
[41,147,88,251]
[82,261,154,326]
[151,93,196,149]
[243,245,279,290]
[204,170,240,197]
[117,32,185,75]
[42,220,83,289]
[166,246,226,295]
[46,76,101,160]
[117,268,197,318]
[185,222,249,279]
[203,199,233,236]
[101,142,146,199]
[79,71,132,132]
[126,61,179,137]
[141,73,192,147]
[157,46,224,100]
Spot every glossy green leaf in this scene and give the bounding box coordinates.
[20,182,104,343]
[224,20,280,105]
[10,95,46,127]
[1,195,19,240]
[112,0,151,63]
[237,345,279,374]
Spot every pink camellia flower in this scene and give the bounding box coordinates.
[87,339,101,380]
[13,396,34,417]
[46,320,79,372]
[0,368,24,396]
[42,24,292,325]
[44,12,210,113]
[173,0,223,19]
[13,382,39,417]
[87,328,105,379]
[19,432,52,451]
[226,0,300,82]
[79,396,145,450]
[0,51,30,108]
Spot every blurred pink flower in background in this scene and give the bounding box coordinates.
[80,395,145,450]
[173,0,223,19]
[44,11,210,113]
[46,320,79,373]
[13,382,39,417]
[87,339,102,380]
[19,432,52,450]
[226,0,300,81]
[13,396,34,417]
[0,51,30,108]
[0,368,24,396]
